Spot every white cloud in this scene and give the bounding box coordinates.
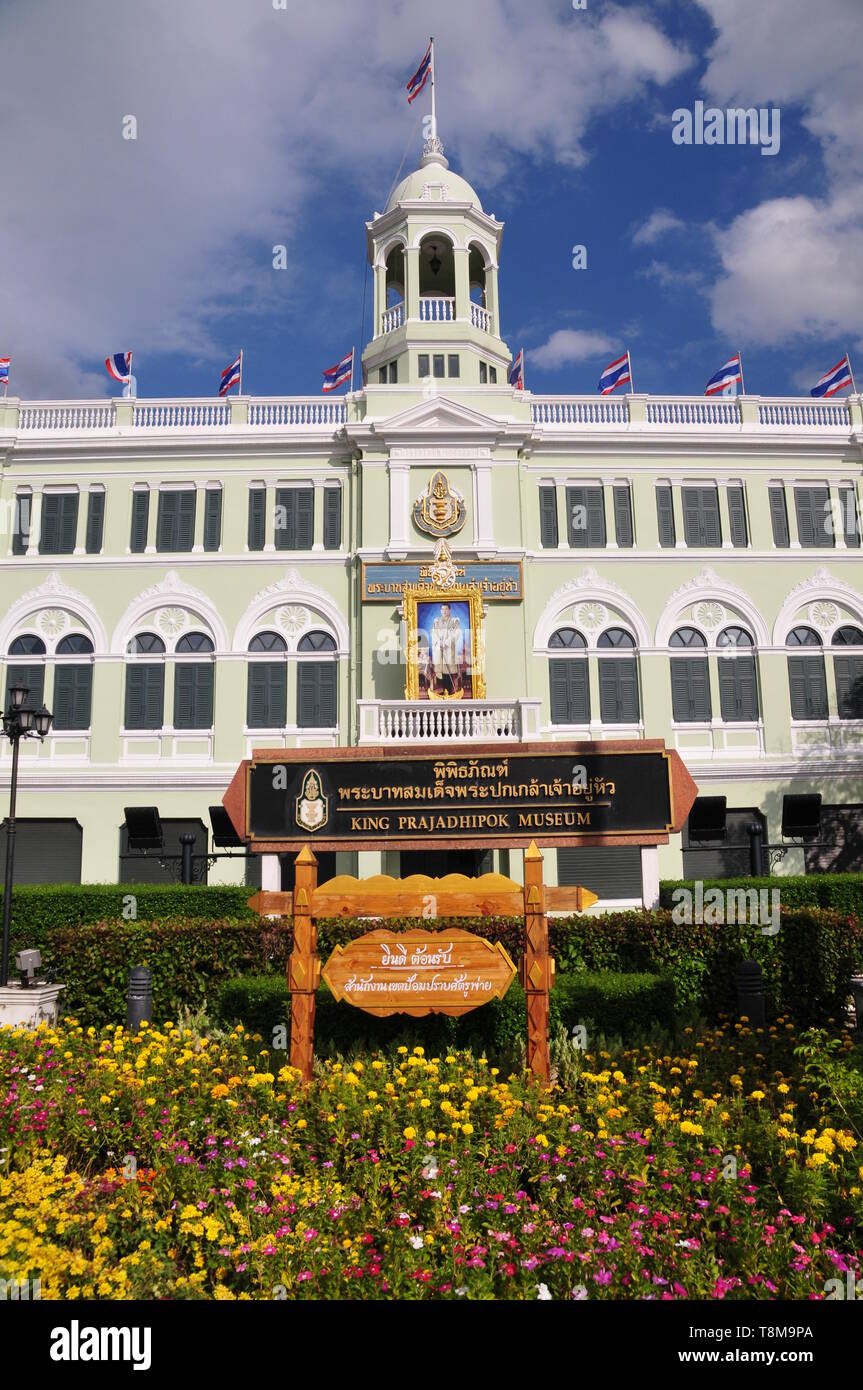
[632,209,687,245]
[639,261,706,291]
[0,0,692,397]
[530,329,617,370]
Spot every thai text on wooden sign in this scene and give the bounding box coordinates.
[321,929,517,1017]
[361,560,523,602]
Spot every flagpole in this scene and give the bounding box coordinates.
[429,35,436,143]
[627,349,634,395]
[127,351,133,399]
[847,350,857,396]
[738,349,746,397]
[239,349,244,396]
[350,346,355,395]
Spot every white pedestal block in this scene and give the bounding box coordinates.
[0,982,65,1030]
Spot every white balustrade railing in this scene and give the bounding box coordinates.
[470,302,492,333]
[646,397,739,426]
[758,399,850,427]
[381,302,405,333]
[532,395,857,430]
[358,698,542,744]
[248,399,346,426]
[531,397,628,425]
[134,401,230,428]
[418,295,456,322]
[18,402,116,431]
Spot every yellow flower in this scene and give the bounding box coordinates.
[536,1134,549,1147]
[403,1127,417,1140]
[462,1123,474,1137]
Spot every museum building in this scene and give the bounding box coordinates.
[2,134,863,905]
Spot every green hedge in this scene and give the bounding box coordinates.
[659,874,863,918]
[0,882,256,932]
[217,970,676,1052]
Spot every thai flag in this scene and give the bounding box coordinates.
[406,42,432,104]
[598,352,631,395]
[322,348,353,393]
[105,351,132,384]
[0,357,9,388]
[705,353,742,396]
[219,353,242,397]
[509,348,524,390]
[810,354,853,398]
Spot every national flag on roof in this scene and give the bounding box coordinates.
[598,352,631,396]
[406,42,432,103]
[705,353,743,397]
[509,348,524,390]
[0,357,9,388]
[219,353,242,397]
[105,351,132,384]
[810,354,853,398]
[322,348,353,393]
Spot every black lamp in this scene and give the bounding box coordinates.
[34,706,53,738]
[17,706,35,733]
[8,683,27,710]
[428,244,442,276]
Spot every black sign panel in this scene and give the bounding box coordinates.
[246,749,675,845]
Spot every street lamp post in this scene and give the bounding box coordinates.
[1,684,53,987]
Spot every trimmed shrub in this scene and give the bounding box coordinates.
[659,874,863,919]
[0,882,255,933]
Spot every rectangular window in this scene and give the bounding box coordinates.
[539,486,558,549]
[681,486,722,547]
[727,484,748,547]
[656,485,676,548]
[613,485,633,547]
[479,362,488,384]
[418,354,430,379]
[85,490,105,554]
[173,663,214,729]
[203,488,222,552]
[247,663,287,729]
[787,654,828,720]
[124,664,164,730]
[275,487,314,551]
[12,493,31,555]
[323,487,342,550]
[834,655,863,719]
[130,490,149,553]
[718,655,760,722]
[447,354,460,378]
[769,486,790,548]
[549,658,590,725]
[557,845,642,900]
[5,664,44,711]
[839,485,860,549]
[489,366,497,383]
[388,361,398,384]
[297,662,338,728]
[378,366,387,384]
[598,658,640,723]
[52,665,93,730]
[432,354,445,379]
[794,486,832,548]
[566,485,606,548]
[39,493,79,555]
[248,487,266,551]
[156,489,196,553]
[670,657,712,722]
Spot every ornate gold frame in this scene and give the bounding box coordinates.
[403,583,486,701]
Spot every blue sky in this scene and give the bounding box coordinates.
[0,0,860,401]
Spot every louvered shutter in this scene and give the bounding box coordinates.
[539,487,559,548]
[656,485,676,547]
[55,494,79,552]
[275,489,295,550]
[174,663,213,729]
[247,663,286,728]
[701,488,722,546]
[86,492,105,553]
[681,488,703,546]
[176,491,196,551]
[549,658,589,725]
[834,654,863,719]
[5,664,44,709]
[203,489,222,552]
[671,657,710,722]
[317,663,337,725]
[769,487,790,547]
[323,488,342,550]
[130,492,149,552]
[566,486,587,547]
[156,491,177,551]
[248,488,266,550]
[719,656,759,722]
[839,486,860,548]
[727,485,747,547]
[586,488,606,546]
[599,659,639,723]
[613,486,633,547]
[125,665,164,729]
[297,488,314,549]
[38,495,60,553]
[297,662,337,728]
[787,655,827,719]
[296,664,317,727]
[52,665,92,730]
[795,487,830,548]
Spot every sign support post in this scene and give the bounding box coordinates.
[289,845,319,1082]
[522,841,552,1083]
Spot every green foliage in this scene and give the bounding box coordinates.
[660,873,863,918]
[1,882,255,933]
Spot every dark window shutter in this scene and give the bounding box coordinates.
[40,494,76,553]
[275,489,295,550]
[539,487,559,548]
[586,488,606,547]
[52,665,93,730]
[787,654,827,719]
[566,486,586,547]
[839,486,860,548]
[203,489,222,552]
[719,654,759,722]
[795,487,831,548]
[297,489,314,549]
[323,489,342,550]
[769,487,790,548]
[557,845,642,900]
[5,664,44,710]
[156,491,177,551]
[297,662,337,728]
[38,495,59,554]
[85,492,105,553]
[682,487,720,547]
[671,656,711,722]
[727,485,748,547]
[834,654,863,719]
[248,488,266,551]
[12,495,31,555]
[681,487,702,546]
[130,491,149,553]
[701,488,721,546]
[173,663,213,729]
[656,485,676,547]
[613,485,633,547]
[247,662,287,728]
[599,657,639,723]
[124,664,164,729]
[549,658,590,725]
[176,491,196,551]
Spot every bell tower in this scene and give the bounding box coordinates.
[363,136,511,390]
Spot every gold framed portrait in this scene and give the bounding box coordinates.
[403,583,486,701]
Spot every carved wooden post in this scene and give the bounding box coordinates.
[522,840,553,1084]
[289,846,319,1082]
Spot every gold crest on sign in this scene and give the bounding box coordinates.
[412,471,466,538]
[296,768,328,833]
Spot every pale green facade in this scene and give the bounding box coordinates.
[2,141,863,900]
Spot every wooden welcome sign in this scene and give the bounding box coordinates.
[321,928,517,1017]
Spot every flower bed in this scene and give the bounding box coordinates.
[0,1017,860,1300]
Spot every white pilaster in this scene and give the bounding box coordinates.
[640,846,660,909]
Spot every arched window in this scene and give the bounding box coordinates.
[247,633,287,729]
[5,635,46,711]
[53,634,94,731]
[832,627,863,720]
[669,627,710,723]
[597,628,639,724]
[548,627,589,725]
[786,626,827,720]
[124,633,165,730]
[717,626,759,722]
[173,633,214,730]
[297,631,337,728]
